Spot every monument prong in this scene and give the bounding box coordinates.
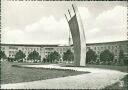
[64,14,69,22]
[68,9,72,18]
[72,4,76,15]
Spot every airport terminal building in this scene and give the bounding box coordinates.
[1,40,128,62]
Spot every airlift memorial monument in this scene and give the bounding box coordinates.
[65,5,86,66]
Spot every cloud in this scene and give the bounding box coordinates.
[2,27,25,44]
[78,7,91,20]
[25,16,64,32]
[2,16,69,44]
[2,5,127,44]
[84,6,127,43]
[96,6,126,28]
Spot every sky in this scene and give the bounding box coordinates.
[1,1,127,45]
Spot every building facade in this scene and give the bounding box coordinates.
[1,44,74,61]
[1,40,128,62]
[86,40,128,60]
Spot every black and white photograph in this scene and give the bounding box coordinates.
[0,0,128,89]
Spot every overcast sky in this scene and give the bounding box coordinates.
[1,1,127,45]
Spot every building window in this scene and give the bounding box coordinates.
[94,47,96,50]
[108,46,110,49]
[63,48,66,51]
[87,47,90,50]
[9,51,11,54]
[98,51,100,54]
[60,48,62,51]
[119,45,122,48]
[115,50,117,53]
[97,47,99,50]
[2,47,5,50]
[9,46,18,50]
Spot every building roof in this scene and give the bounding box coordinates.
[86,40,128,46]
[1,40,128,47]
[42,45,59,47]
[0,43,60,47]
[1,43,42,47]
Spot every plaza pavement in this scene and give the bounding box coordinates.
[1,64,127,89]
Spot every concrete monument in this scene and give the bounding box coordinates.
[65,4,86,66]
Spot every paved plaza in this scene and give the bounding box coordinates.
[1,64,127,89]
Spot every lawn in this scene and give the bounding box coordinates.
[86,64,128,73]
[1,61,86,84]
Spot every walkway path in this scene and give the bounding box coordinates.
[1,64,127,89]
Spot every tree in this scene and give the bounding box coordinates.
[15,50,26,62]
[100,50,114,65]
[53,51,61,62]
[86,48,97,64]
[118,50,125,65]
[27,50,41,62]
[43,58,47,63]
[124,56,128,65]
[46,51,60,63]
[0,50,7,59]
[63,49,74,62]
